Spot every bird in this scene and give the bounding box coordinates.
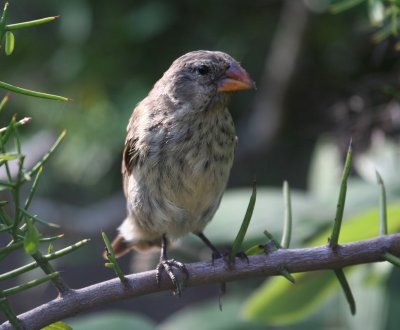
[107,50,255,295]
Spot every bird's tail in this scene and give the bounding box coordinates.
[103,234,131,259]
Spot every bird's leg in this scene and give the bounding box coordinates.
[196,232,248,265]
[155,234,189,296]
[196,232,223,263]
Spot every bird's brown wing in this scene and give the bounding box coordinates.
[122,107,141,196]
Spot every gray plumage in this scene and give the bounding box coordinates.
[112,50,254,256]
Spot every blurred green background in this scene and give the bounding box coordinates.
[2,0,400,329]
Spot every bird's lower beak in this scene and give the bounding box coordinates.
[217,61,255,92]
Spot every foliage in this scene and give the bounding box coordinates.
[0,2,88,328]
[330,0,400,43]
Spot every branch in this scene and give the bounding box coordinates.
[2,234,400,330]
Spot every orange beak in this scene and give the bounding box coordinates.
[217,61,255,92]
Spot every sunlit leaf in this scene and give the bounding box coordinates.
[42,321,73,330]
[0,152,19,160]
[4,31,14,55]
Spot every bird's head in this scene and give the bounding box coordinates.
[153,50,255,113]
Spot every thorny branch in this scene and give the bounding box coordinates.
[1,233,400,330]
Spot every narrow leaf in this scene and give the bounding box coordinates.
[375,170,387,235]
[279,268,295,284]
[329,141,352,248]
[0,152,18,160]
[0,260,38,281]
[20,208,60,228]
[4,30,14,55]
[263,230,281,250]
[26,129,67,179]
[0,241,23,260]
[5,16,60,30]
[44,238,90,261]
[383,252,400,267]
[0,224,12,232]
[24,166,43,211]
[229,182,257,263]
[0,80,69,101]
[334,269,356,315]
[102,232,125,281]
[2,272,59,296]
[281,180,292,248]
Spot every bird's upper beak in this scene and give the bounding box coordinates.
[217,61,255,92]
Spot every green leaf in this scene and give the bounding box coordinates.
[329,141,352,247]
[4,30,14,55]
[281,180,292,248]
[376,170,388,235]
[0,152,18,160]
[5,16,60,30]
[0,80,69,101]
[42,321,73,330]
[229,182,256,262]
[102,232,125,280]
[2,272,59,296]
[23,218,40,255]
[334,268,356,315]
[242,203,400,325]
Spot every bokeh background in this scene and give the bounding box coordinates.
[2,0,400,329]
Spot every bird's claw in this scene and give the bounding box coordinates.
[234,251,249,264]
[211,248,249,266]
[155,258,189,296]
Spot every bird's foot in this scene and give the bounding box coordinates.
[210,247,249,266]
[155,258,189,296]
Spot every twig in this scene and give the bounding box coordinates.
[2,233,400,330]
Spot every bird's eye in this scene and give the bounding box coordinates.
[197,65,210,75]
